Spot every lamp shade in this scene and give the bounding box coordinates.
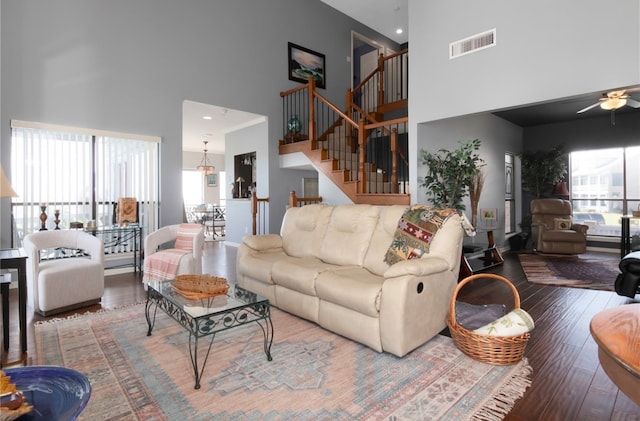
[0,165,18,198]
[552,181,570,196]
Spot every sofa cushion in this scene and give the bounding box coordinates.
[272,258,342,296]
[318,205,379,267]
[384,205,458,265]
[542,229,586,242]
[281,205,333,258]
[37,259,103,312]
[237,250,290,284]
[315,267,384,317]
[363,205,408,276]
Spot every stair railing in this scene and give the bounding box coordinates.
[280,66,409,197]
[288,190,323,208]
[347,49,408,120]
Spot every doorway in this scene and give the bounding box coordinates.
[351,32,383,110]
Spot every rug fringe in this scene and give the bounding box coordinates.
[34,301,147,326]
[470,358,533,421]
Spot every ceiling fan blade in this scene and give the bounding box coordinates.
[577,102,601,113]
[626,97,640,108]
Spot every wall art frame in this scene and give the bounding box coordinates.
[288,42,326,89]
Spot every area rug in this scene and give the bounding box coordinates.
[35,303,532,420]
[519,253,619,291]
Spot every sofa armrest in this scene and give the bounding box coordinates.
[77,233,105,264]
[383,256,449,278]
[379,266,458,357]
[144,225,178,254]
[242,234,283,251]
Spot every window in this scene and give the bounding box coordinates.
[569,146,640,237]
[11,120,160,243]
[182,170,204,206]
[504,153,515,234]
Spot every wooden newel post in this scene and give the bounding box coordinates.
[289,190,298,208]
[308,78,316,142]
[377,53,385,109]
[251,191,258,235]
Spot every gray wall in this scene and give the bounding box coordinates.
[0,0,398,247]
[408,0,640,247]
[410,0,639,125]
[417,113,523,247]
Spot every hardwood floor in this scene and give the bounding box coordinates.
[2,242,638,420]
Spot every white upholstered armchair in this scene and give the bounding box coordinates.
[23,230,105,316]
[143,224,204,287]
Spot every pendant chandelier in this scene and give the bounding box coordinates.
[197,140,215,176]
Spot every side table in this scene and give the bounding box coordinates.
[460,229,504,278]
[0,249,28,357]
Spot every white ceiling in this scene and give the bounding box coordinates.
[182,101,265,153]
[320,0,408,45]
[182,2,407,154]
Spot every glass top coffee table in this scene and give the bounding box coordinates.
[145,281,273,389]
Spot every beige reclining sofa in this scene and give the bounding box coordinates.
[237,204,464,357]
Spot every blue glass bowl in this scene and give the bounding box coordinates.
[4,366,91,421]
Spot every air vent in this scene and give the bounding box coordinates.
[450,28,496,59]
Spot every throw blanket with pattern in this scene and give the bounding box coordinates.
[384,205,458,265]
[143,223,201,283]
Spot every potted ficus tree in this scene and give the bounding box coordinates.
[517,145,568,250]
[519,145,568,199]
[420,139,485,214]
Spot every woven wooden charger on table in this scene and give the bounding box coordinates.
[447,273,530,365]
[171,274,229,300]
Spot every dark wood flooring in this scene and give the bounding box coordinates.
[2,242,638,420]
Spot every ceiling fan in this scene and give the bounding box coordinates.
[577,89,640,114]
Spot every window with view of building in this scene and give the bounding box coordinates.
[570,146,640,238]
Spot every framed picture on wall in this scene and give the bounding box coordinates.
[207,174,217,187]
[481,208,498,229]
[288,42,326,89]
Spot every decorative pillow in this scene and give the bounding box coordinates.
[174,223,202,251]
[384,205,457,265]
[554,218,572,230]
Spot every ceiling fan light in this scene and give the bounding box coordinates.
[601,97,627,110]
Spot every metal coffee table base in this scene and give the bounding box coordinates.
[145,288,273,390]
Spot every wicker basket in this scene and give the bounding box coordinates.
[447,273,530,365]
[171,274,229,300]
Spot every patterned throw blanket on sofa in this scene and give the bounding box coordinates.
[385,205,459,265]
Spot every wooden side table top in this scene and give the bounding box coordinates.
[590,303,640,375]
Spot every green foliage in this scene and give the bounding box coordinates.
[519,145,568,198]
[420,139,484,211]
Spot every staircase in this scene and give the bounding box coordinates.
[279,49,410,206]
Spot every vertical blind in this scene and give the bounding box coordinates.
[11,120,160,243]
